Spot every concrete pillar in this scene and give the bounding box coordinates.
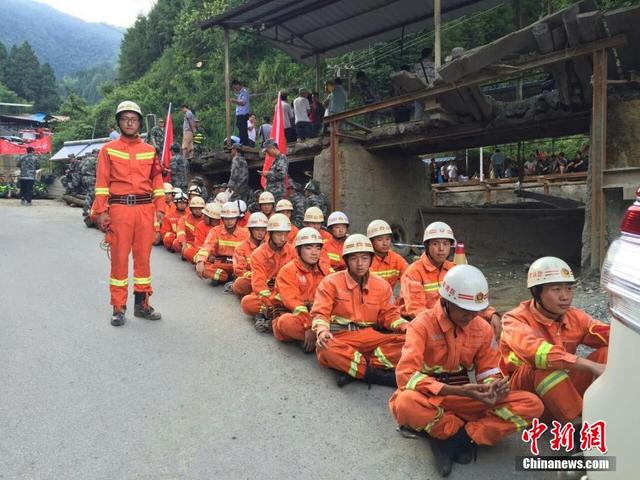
[313,141,432,243]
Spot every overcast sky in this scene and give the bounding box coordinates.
[34,0,156,28]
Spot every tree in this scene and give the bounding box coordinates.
[0,42,7,84]
[35,63,61,111]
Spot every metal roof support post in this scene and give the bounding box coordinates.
[590,48,608,271]
[224,28,231,146]
[434,0,442,69]
[315,55,321,95]
[330,121,339,210]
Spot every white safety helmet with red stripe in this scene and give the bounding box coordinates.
[304,206,324,223]
[215,191,231,204]
[259,191,275,204]
[221,201,241,218]
[267,213,292,232]
[423,221,455,243]
[247,212,269,228]
[327,211,349,227]
[174,191,188,203]
[276,199,294,212]
[189,196,205,208]
[203,202,222,219]
[439,264,489,311]
[163,182,174,194]
[527,256,575,289]
[295,227,324,247]
[341,234,374,258]
[367,219,392,239]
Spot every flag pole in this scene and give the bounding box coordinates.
[161,103,172,166]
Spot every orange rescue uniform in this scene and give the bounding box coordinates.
[196,225,248,283]
[183,220,215,263]
[154,201,173,245]
[93,136,166,307]
[323,236,347,271]
[240,241,296,316]
[161,207,186,250]
[389,302,543,445]
[500,300,609,423]
[311,271,408,379]
[231,236,261,297]
[172,212,203,254]
[370,251,408,289]
[286,224,300,245]
[272,258,331,342]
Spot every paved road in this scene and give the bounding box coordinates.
[0,201,555,480]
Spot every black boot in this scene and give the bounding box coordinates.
[336,372,354,388]
[363,367,397,387]
[444,428,475,465]
[253,312,272,333]
[134,292,161,320]
[429,437,454,478]
[111,307,126,327]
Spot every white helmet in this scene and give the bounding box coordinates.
[275,199,294,212]
[247,212,269,228]
[203,202,222,219]
[173,187,183,195]
[267,213,292,232]
[327,211,349,227]
[189,196,205,208]
[439,265,489,312]
[259,191,275,204]
[188,185,203,195]
[423,221,455,243]
[527,256,575,289]
[295,227,324,247]
[174,191,188,203]
[236,199,247,213]
[304,206,324,223]
[221,201,241,218]
[116,100,142,119]
[342,234,374,258]
[163,182,174,194]
[215,191,231,204]
[367,219,392,239]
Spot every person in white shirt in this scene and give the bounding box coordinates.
[247,113,257,147]
[293,88,312,141]
[279,91,296,143]
[446,161,459,182]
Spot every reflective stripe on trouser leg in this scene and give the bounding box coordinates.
[163,232,176,250]
[388,389,463,439]
[273,312,306,342]
[533,369,581,423]
[108,204,135,307]
[131,204,155,295]
[203,262,232,283]
[315,331,367,379]
[240,294,265,317]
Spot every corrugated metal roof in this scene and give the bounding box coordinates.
[201,0,505,64]
[51,134,148,161]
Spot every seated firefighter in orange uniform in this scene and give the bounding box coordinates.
[240,213,296,330]
[154,182,175,245]
[324,211,349,271]
[183,202,221,263]
[312,234,409,388]
[172,196,205,254]
[367,219,408,290]
[303,206,332,243]
[500,256,609,424]
[400,221,502,339]
[258,191,276,218]
[231,212,269,298]
[274,199,299,243]
[195,201,248,285]
[272,227,332,352]
[161,191,188,250]
[390,265,544,477]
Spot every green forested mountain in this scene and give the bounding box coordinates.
[53,0,639,150]
[0,0,122,78]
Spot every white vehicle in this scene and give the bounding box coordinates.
[583,186,640,479]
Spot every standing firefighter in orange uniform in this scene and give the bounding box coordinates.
[272,227,331,351]
[275,199,299,243]
[173,196,205,254]
[240,213,296,330]
[500,257,609,424]
[184,202,221,263]
[390,265,544,477]
[154,182,175,245]
[367,219,408,289]
[195,201,248,285]
[400,221,502,339]
[161,191,188,250]
[231,212,269,297]
[312,234,409,388]
[93,101,166,326]
[324,211,349,271]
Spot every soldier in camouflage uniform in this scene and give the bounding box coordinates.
[227,143,251,203]
[286,180,305,228]
[261,139,289,202]
[81,149,98,224]
[247,189,262,213]
[169,143,189,191]
[303,179,329,219]
[17,147,40,205]
[149,119,165,157]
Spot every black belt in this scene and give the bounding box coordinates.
[109,194,153,206]
[330,323,372,333]
[433,371,470,385]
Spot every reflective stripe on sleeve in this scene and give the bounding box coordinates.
[389,318,409,330]
[95,187,110,196]
[423,281,440,292]
[534,341,554,369]
[476,367,501,382]
[406,372,428,391]
[293,306,309,315]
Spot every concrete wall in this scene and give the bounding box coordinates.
[313,141,431,243]
[435,184,587,207]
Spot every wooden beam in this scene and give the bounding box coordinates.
[589,49,607,271]
[325,34,627,124]
[330,122,339,210]
[224,29,231,146]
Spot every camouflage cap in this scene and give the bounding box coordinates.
[261,139,278,153]
[287,180,301,191]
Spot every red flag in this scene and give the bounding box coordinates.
[161,104,174,182]
[261,93,287,188]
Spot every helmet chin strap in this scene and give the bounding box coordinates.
[531,288,562,320]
